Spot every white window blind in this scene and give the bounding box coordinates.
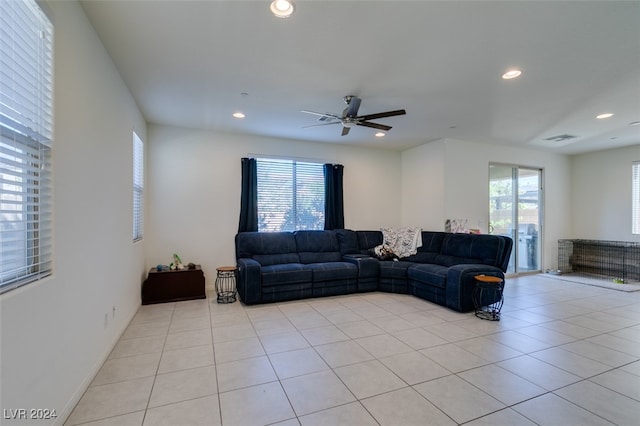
[133,132,144,241]
[257,158,325,232]
[633,161,640,235]
[0,0,54,293]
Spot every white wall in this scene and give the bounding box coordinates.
[401,140,446,228]
[146,124,402,282]
[149,126,578,279]
[571,144,640,242]
[0,1,147,423]
[401,138,572,271]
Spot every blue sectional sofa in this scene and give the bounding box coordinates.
[235,229,512,312]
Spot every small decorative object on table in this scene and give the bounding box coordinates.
[215,266,238,303]
[170,253,185,270]
[473,274,504,321]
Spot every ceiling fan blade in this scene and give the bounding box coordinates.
[344,96,361,118]
[357,109,406,121]
[304,99,402,135]
[357,121,392,131]
[302,121,340,129]
[301,110,341,120]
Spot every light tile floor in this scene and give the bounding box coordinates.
[65,275,640,425]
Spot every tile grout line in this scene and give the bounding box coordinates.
[141,302,176,425]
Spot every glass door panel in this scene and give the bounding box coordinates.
[516,168,541,272]
[489,165,516,273]
[489,164,542,275]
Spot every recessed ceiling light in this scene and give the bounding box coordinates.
[270,0,295,18]
[375,132,385,137]
[233,112,245,119]
[629,121,640,126]
[502,69,522,80]
[596,113,614,119]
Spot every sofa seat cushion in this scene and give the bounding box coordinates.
[304,262,358,282]
[261,263,312,286]
[408,264,449,289]
[379,261,414,278]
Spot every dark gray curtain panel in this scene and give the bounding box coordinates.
[324,163,344,230]
[238,157,258,232]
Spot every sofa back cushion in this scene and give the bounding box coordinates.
[356,231,383,254]
[403,231,445,263]
[235,232,300,266]
[335,229,360,255]
[294,230,342,264]
[436,233,504,267]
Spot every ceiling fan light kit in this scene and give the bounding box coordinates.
[302,95,406,136]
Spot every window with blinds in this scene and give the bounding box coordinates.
[133,132,144,241]
[257,158,325,232]
[633,161,640,235]
[0,0,54,293]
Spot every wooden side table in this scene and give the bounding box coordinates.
[142,265,206,305]
[473,274,504,321]
[215,266,238,304]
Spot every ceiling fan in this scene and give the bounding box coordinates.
[302,95,406,136]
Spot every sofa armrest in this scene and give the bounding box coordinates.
[445,264,505,312]
[236,258,262,305]
[343,254,380,278]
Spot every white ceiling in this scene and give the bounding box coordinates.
[80,0,640,154]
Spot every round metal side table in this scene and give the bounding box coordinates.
[215,266,238,304]
[473,274,504,321]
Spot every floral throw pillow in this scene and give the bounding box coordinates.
[380,227,423,258]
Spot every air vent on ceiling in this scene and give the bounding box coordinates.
[544,134,578,142]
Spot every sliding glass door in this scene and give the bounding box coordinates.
[489,164,543,275]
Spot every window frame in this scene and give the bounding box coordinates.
[133,132,144,242]
[256,158,325,232]
[0,0,54,294]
